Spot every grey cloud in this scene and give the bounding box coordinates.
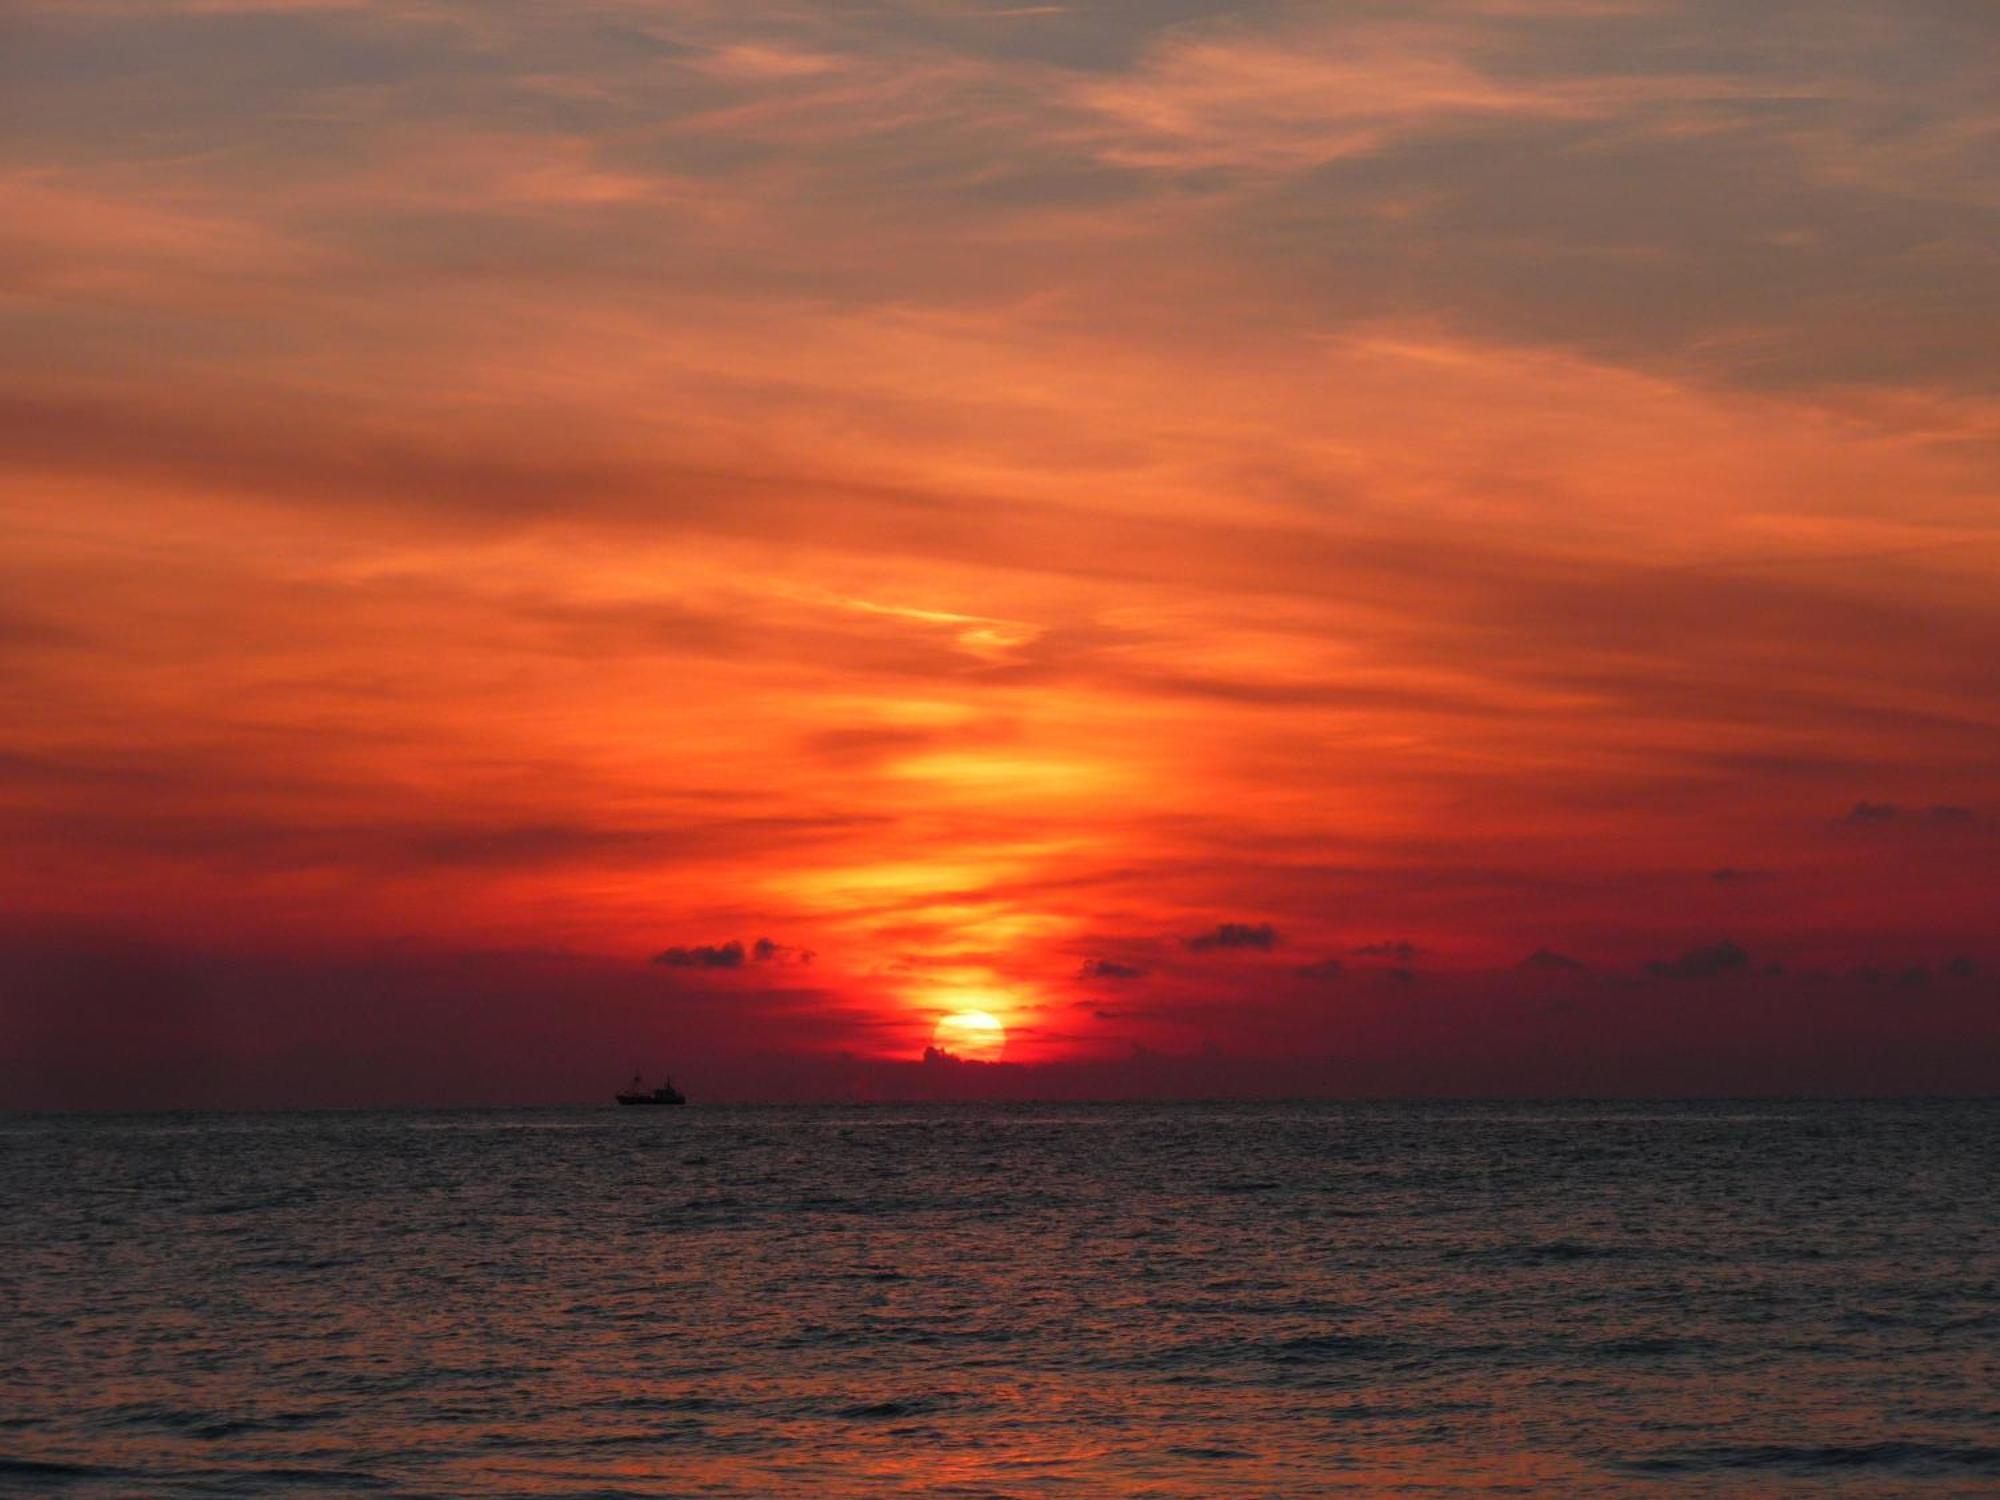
[1355,940,1422,962]
[1079,958,1147,980]
[1709,867,1771,884]
[1185,921,1279,952]
[752,937,815,965]
[1519,948,1587,973]
[1842,801,1980,827]
[1646,940,1752,981]
[1846,800,1900,823]
[653,941,745,969]
[1294,958,1345,982]
[656,936,815,968]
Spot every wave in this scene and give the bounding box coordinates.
[1619,1441,2000,1477]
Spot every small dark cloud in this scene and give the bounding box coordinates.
[752,937,815,965]
[1355,940,1421,962]
[1519,948,1587,973]
[1185,922,1279,952]
[1924,805,1976,825]
[1294,958,1346,982]
[652,941,745,969]
[1943,956,1979,981]
[1646,940,1752,981]
[1380,966,1418,985]
[1079,958,1147,980]
[655,936,813,968]
[1845,800,1900,824]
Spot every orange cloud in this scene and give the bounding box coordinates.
[1,0,1996,1097]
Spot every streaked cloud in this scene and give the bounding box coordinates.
[1,0,1996,1096]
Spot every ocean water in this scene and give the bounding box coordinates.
[3,1101,1996,1497]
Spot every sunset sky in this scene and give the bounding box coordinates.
[4,0,1997,1104]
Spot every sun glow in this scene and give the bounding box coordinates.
[932,1009,1007,1063]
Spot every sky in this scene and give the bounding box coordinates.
[2,0,1997,1105]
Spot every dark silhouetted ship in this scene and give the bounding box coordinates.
[616,1072,687,1107]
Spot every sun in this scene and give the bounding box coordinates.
[932,1009,1006,1062]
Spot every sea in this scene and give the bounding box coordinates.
[3,1101,1996,1496]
